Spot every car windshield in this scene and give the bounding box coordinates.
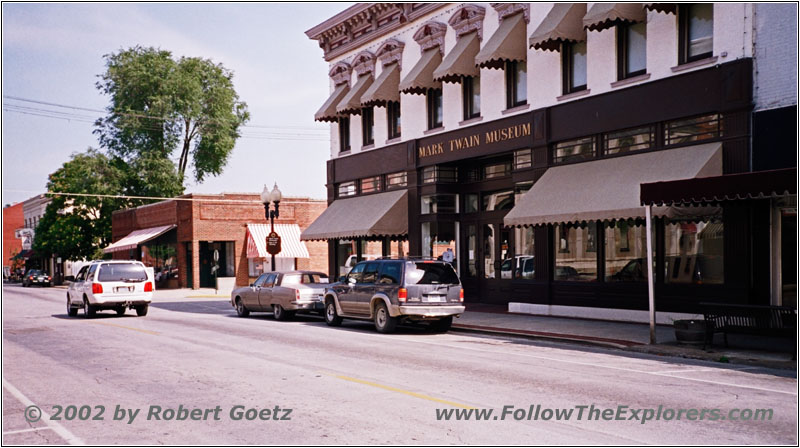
[97,263,147,282]
[404,262,460,285]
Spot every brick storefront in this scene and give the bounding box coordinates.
[110,193,328,289]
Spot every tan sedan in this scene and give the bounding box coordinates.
[230,271,329,320]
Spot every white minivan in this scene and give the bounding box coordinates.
[67,260,154,318]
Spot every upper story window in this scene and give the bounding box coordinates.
[483,161,512,179]
[361,107,374,146]
[386,171,407,189]
[462,75,481,120]
[337,181,356,198]
[421,194,459,214]
[664,113,723,146]
[505,61,527,108]
[387,101,401,140]
[426,88,443,130]
[360,175,381,194]
[603,126,655,155]
[553,136,595,164]
[562,41,587,94]
[514,149,532,170]
[421,166,457,184]
[338,117,350,154]
[617,22,647,79]
[679,3,713,64]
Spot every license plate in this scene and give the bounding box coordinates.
[426,295,444,302]
[115,286,133,293]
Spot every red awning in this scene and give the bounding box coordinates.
[246,224,309,258]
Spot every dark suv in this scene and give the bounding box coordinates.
[323,259,465,333]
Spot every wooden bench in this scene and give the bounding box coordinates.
[699,302,796,351]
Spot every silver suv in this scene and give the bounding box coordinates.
[67,260,153,318]
[323,259,464,333]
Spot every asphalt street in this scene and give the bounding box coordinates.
[2,284,797,445]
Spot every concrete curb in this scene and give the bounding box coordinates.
[451,323,640,350]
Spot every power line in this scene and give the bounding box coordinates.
[4,189,325,205]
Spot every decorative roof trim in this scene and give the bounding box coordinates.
[329,61,352,86]
[352,50,376,76]
[413,21,447,56]
[376,38,405,69]
[491,3,530,24]
[448,4,487,40]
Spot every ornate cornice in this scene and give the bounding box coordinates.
[491,3,530,24]
[449,4,486,40]
[413,21,447,55]
[376,38,405,68]
[352,50,376,76]
[329,61,352,86]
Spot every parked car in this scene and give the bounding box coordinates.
[231,271,330,320]
[339,254,379,277]
[22,269,52,287]
[500,256,535,279]
[323,259,465,333]
[67,261,153,318]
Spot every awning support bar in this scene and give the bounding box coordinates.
[645,204,656,344]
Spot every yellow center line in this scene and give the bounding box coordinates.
[321,372,475,409]
[91,321,160,336]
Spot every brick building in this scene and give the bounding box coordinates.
[3,202,24,277]
[108,193,328,289]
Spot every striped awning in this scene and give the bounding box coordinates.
[103,225,175,254]
[246,224,309,259]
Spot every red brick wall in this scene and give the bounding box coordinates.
[3,203,24,269]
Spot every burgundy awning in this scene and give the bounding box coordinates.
[640,168,797,206]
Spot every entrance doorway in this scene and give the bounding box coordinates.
[460,219,513,303]
[199,241,235,288]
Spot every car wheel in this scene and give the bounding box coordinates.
[373,302,397,334]
[324,300,342,327]
[66,297,78,317]
[235,298,250,317]
[135,305,149,317]
[273,304,294,321]
[429,316,453,333]
[116,307,126,316]
[83,298,96,318]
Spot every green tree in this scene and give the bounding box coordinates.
[94,46,250,184]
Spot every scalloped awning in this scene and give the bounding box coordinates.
[336,74,374,115]
[104,225,176,253]
[504,142,722,227]
[529,3,586,51]
[314,83,349,122]
[475,12,527,69]
[399,48,442,95]
[361,62,401,107]
[300,190,408,241]
[433,31,480,83]
[583,3,647,32]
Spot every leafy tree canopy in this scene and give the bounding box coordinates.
[94,46,250,183]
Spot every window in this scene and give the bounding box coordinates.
[360,176,381,194]
[664,114,722,146]
[664,215,724,284]
[421,166,457,184]
[505,61,527,108]
[618,21,647,79]
[562,41,588,94]
[605,221,654,282]
[553,136,595,163]
[462,75,481,120]
[337,181,356,197]
[464,194,479,213]
[361,107,374,146]
[483,161,512,179]
[513,227,535,280]
[554,224,598,282]
[378,262,403,285]
[426,88,443,130]
[346,262,365,283]
[603,126,654,155]
[386,171,407,189]
[514,149,532,170]
[421,194,459,214]
[482,190,514,211]
[405,261,460,285]
[387,101,401,139]
[361,262,380,284]
[679,3,713,64]
[514,181,533,203]
[338,117,350,153]
[420,222,458,262]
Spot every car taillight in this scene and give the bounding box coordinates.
[144,282,153,292]
[459,289,464,302]
[92,283,103,294]
[398,288,407,302]
[295,289,300,300]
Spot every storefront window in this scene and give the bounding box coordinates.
[553,136,595,164]
[337,239,355,277]
[338,181,356,197]
[386,171,407,189]
[514,149,532,170]
[421,222,458,270]
[483,224,495,279]
[514,182,533,204]
[421,194,458,214]
[466,224,477,277]
[421,166,458,184]
[513,227,535,280]
[603,126,655,155]
[604,221,653,282]
[664,215,724,284]
[554,224,598,281]
[664,113,722,146]
[361,176,381,194]
[483,161,511,179]
[482,190,514,211]
[464,194,479,213]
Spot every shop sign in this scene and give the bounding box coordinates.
[266,232,282,255]
[418,122,532,160]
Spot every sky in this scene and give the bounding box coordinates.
[1,2,351,206]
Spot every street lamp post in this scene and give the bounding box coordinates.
[261,183,282,272]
